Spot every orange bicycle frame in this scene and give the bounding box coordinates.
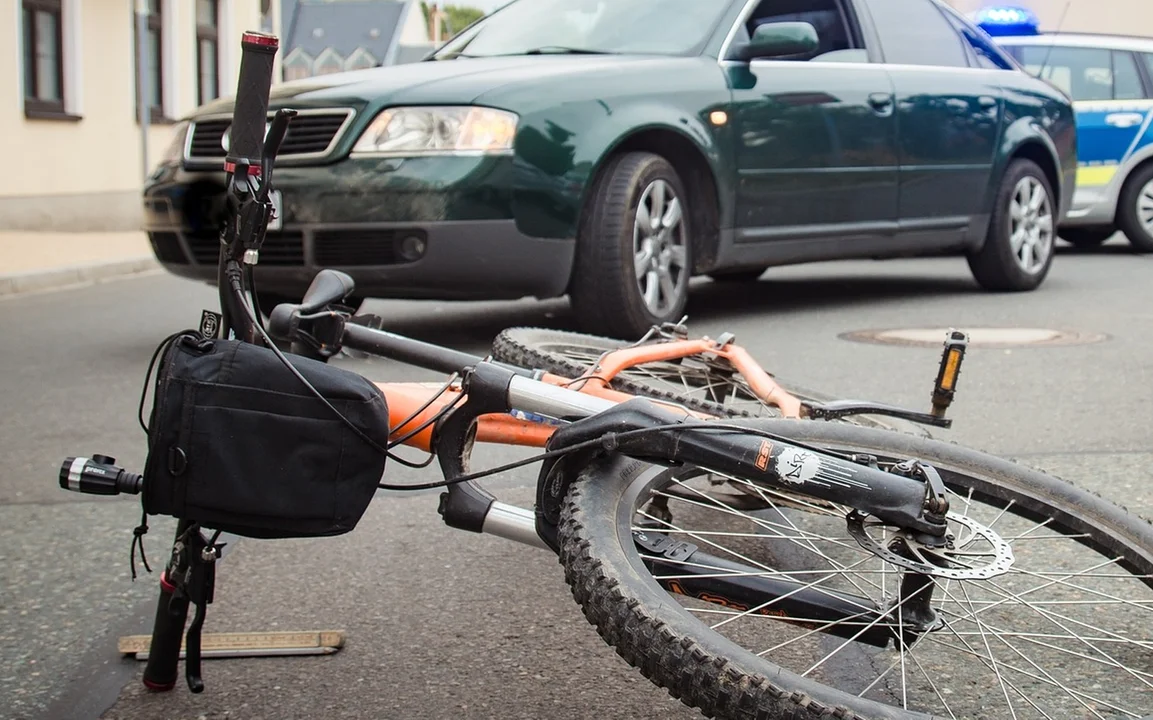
[378,337,802,453]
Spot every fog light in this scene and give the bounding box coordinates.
[398,234,427,262]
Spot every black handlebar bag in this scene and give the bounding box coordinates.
[141,332,389,539]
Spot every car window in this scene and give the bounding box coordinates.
[1012,45,1149,101]
[1143,53,1153,84]
[937,4,1018,70]
[431,0,732,58]
[865,0,969,68]
[1113,51,1145,100]
[734,0,858,62]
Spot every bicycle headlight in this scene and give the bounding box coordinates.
[350,106,517,156]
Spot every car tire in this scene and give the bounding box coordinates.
[1116,163,1153,253]
[708,267,768,283]
[569,152,693,340]
[967,158,1056,292]
[1059,227,1115,248]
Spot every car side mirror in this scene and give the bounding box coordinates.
[736,21,819,61]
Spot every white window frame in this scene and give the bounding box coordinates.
[15,0,82,117]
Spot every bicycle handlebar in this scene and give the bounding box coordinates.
[224,32,279,173]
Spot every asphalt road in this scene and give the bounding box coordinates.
[1,240,1151,720]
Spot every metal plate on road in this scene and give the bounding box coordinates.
[118,630,344,659]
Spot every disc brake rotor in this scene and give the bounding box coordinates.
[846,511,1015,580]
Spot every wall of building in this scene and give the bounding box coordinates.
[946,0,1153,36]
[0,0,277,232]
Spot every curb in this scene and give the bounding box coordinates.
[0,257,160,298]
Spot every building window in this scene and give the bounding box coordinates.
[22,0,66,117]
[196,0,220,106]
[134,0,165,122]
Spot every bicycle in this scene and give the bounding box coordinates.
[56,32,1153,719]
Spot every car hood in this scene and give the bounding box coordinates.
[190,55,693,116]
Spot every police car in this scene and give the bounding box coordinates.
[980,8,1153,252]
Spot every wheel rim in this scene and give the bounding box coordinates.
[1137,179,1153,235]
[614,456,1153,717]
[633,179,688,316]
[1008,176,1054,275]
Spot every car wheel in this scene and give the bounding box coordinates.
[569,152,692,340]
[708,267,768,283]
[967,158,1056,292]
[1059,226,1115,248]
[1116,163,1153,253]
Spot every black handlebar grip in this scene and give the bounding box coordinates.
[225,32,279,171]
[141,572,189,691]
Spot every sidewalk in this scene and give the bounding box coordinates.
[0,231,159,297]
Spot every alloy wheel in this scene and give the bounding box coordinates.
[633,179,688,316]
[1008,176,1054,274]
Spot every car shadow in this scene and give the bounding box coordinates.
[366,270,982,351]
[680,273,980,323]
[1055,242,1136,256]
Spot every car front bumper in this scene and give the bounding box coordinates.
[142,155,576,301]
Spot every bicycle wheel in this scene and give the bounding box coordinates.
[493,327,906,431]
[558,419,1153,719]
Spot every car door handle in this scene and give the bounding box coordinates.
[1106,112,1145,128]
[867,93,893,116]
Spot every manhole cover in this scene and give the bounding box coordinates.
[839,327,1108,348]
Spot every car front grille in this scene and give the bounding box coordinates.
[149,231,186,264]
[185,109,356,163]
[184,231,306,266]
[316,229,407,266]
[149,228,423,268]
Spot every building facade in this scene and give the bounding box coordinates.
[3,0,280,232]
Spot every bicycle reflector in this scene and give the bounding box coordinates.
[931,330,969,418]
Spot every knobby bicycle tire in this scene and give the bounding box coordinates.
[556,419,1153,719]
[492,327,917,432]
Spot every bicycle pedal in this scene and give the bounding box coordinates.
[930,330,968,419]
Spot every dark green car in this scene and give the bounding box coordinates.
[143,0,1076,339]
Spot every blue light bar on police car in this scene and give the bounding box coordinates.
[971,6,1041,36]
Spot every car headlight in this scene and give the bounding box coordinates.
[161,121,190,166]
[351,106,517,156]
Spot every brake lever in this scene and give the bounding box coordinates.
[802,400,953,429]
[259,108,297,198]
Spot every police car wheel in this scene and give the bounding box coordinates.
[1058,227,1114,248]
[968,158,1056,292]
[1117,163,1153,254]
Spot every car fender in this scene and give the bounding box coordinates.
[508,100,730,241]
[984,115,1070,222]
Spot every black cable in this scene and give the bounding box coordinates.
[387,373,461,446]
[387,390,465,449]
[232,274,400,463]
[139,329,199,435]
[374,419,862,492]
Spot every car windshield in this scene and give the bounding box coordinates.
[431,0,734,59]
